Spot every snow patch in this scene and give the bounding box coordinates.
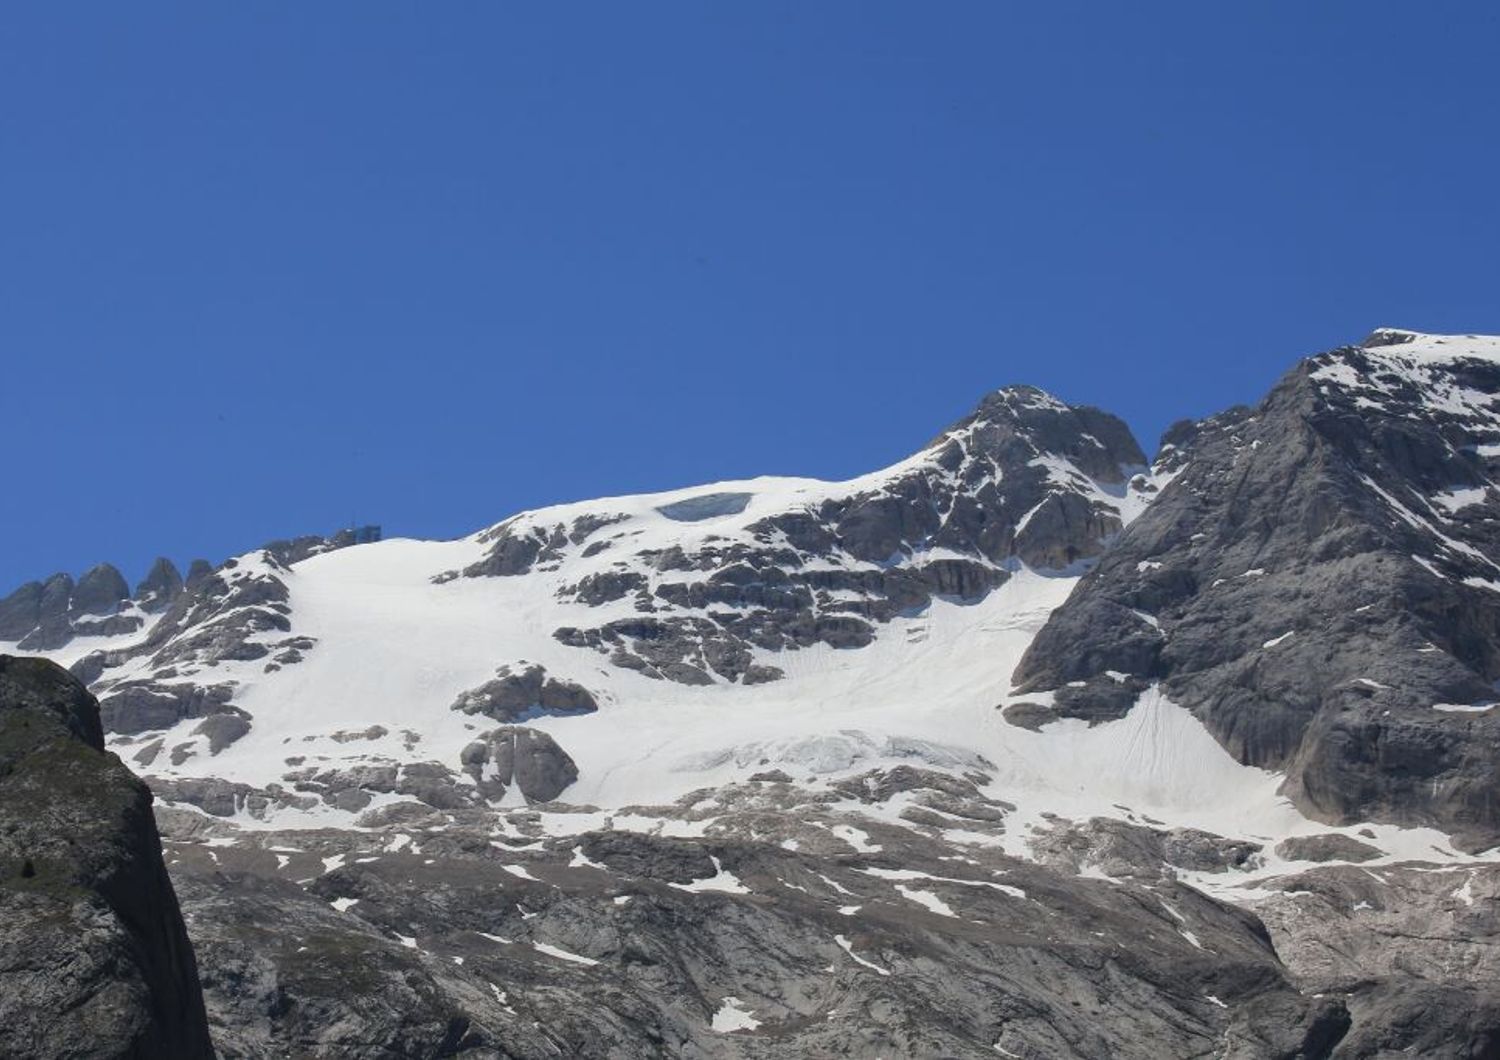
[532,941,599,966]
[669,856,750,894]
[834,934,891,976]
[710,996,762,1033]
[894,884,957,917]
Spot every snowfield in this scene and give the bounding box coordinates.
[45,481,1460,879]
[66,518,1310,846]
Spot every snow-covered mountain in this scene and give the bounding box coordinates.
[8,383,1167,822]
[6,331,1500,1058]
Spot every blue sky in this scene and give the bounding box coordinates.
[3,3,1498,590]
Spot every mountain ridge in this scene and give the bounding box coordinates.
[5,329,1500,1057]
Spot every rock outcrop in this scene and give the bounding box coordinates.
[459,726,579,803]
[134,557,186,614]
[1255,859,1500,1058]
[0,563,151,653]
[0,527,372,662]
[450,664,599,723]
[0,655,213,1058]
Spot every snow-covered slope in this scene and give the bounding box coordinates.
[5,385,1163,817]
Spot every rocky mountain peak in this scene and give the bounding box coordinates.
[1012,331,1500,848]
[449,385,1154,691]
[134,557,185,614]
[934,384,1147,485]
[72,562,130,615]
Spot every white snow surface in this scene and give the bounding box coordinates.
[54,438,1218,830]
[531,941,599,966]
[1359,329,1500,364]
[710,997,762,1033]
[99,536,1313,847]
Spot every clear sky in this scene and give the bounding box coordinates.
[3,3,1498,591]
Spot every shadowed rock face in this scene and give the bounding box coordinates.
[0,572,77,650]
[134,557,186,614]
[0,655,213,1059]
[1014,335,1500,849]
[0,564,142,652]
[72,563,132,616]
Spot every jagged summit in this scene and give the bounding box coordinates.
[935,384,1147,485]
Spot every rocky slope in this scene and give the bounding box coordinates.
[155,784,1356,1059]
[0,655,213,1059]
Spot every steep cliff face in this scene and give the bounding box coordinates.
[1014,331,1500,849]
[0,655,213,1059]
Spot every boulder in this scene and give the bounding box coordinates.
[460,726,578,803]
[450,664,598,723]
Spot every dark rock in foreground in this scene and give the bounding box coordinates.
[0,655,213,1059]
